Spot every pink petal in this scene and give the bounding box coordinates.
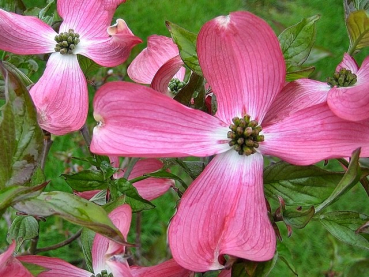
[169,151,276,272]
[78,19,142,67]
[57,0,125,38]
[107,260,133,277]
[75,190,101,200]
[335,53,359,73]
[0,241,32,277]
[151,55,185,94]
[0,9,56,54]
[92,204,132,273]
[30,53,88,135]
[327,54,369,122]
[130,259,194,277]
[91,82,230,157]
[128,35,180,84]
[18,256,90,277]
[327,83,369,121]
[197,11,285,123]
[129,159,174,200]
[261,103,369,165]
[263,79,329,126]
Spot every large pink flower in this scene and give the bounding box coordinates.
[19,204,193,277]
[127,35,185,94]
[90,11,369,271]
[0,0,141,135]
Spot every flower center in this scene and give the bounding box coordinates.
[90,269,113,277]
[54,29,80,55]
[326,68,357,88]
[227,115,264,156]
[168,78,186,94]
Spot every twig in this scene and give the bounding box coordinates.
[80,124,91,149]
[35,229,82,254]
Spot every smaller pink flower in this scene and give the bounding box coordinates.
[0,241,33,277]
[19,204,193,277]
[127,35,186,95]
[264,53,369,124]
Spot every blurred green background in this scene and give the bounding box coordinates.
[1,0,369,276]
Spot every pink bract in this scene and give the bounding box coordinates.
[0,241,33,277]
[0,0,141,135]
[127,35,186,94]
[90,11,369,271]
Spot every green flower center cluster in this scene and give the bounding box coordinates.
[90,269,113,277]
[168,78,186,94]
[54,29,80,55]
[326,68,357,88]
[228,115,264,156]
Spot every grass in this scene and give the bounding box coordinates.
[1,0,369,276]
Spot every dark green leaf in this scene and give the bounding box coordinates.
[110,179,155,212]
[104,195,154,213]
[253,254,278,277]
[283,206,315,229]
[0,0,26,13]
[61,170,109,192]
[278,15,320,67]
[7,215,39,247]
[277,243,298,276]
[0,62,43,189]
[173,72,204,107]
[21,262,47,276]
[166,21,202,76]
[13,191,128,245]
[144,169,188,189]
[346,10,369,54]
[319,211,369,250]
[80,228,95,272]
[264,161,343,206]
[175,159,206,180]
[315,148,361,213]
[77,55,101,78]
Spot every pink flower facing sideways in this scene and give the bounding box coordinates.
[19,204,193,277]
[127,35,186,95]
[90,11,369,271]
[0,0,141,135]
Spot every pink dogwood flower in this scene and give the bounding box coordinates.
[19,204,193,277]
[127,35,185,95]
[0,0,141,135]
[264,53,369,124]
[90,11,369,271]
[0,241,32,277]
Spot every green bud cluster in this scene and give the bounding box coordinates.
[90,269,113,277]
[227,115,264,156]
[326,68,357,88]
[168,78,186,94]
[54,29,80,55]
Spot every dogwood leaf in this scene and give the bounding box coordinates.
[283,206,315,229]
[7,215,39,248]
[319,211,369,250]
[166,21,202,76]
[61,170,109,192]
[346,10,369,54]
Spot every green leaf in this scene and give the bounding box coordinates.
[315,148,361,213]
[173,72,205,108]
[110,179,155,212]
[0,62,43,189]
[231,256,278,277]
[21,262,47,276]
[77,55,101,79]
[319,211,369,250]
[0,62,33,95]
[252,254,278,277]
[144,169,188,190]
[61,170,109,192]
[264,161,343,206]
[283,206,315,229]
[277,243,298,276]
[285,66,315,81]
[346,10,369,54]
[278,15,320,67]
[0,0,26,13]
[345,259,369,277]
[175,159,206,180]
[13,191,128,245]
[0,182,47,216]
[166,21,202,76]
[7,215,39,248]
[80,228,95,272]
